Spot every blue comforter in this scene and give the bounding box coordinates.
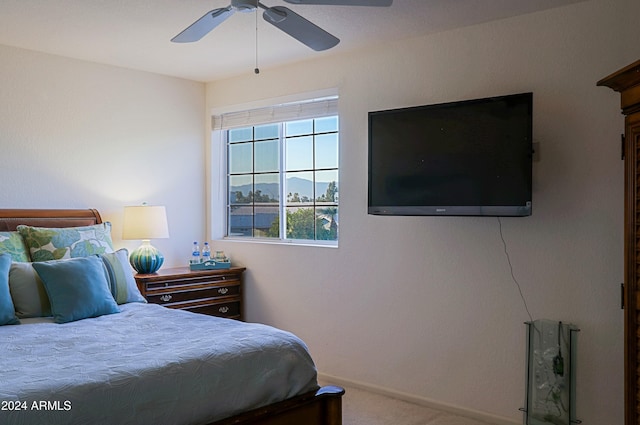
[0,303,318,425]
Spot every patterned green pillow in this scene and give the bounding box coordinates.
[17,223,114,262]
[0,231,30,262]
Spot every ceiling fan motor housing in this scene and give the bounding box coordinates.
[231,0,259,12]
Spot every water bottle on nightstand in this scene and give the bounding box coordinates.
[202,242,211,262]
[191,241,200,264]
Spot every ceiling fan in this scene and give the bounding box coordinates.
[171,0,393,52]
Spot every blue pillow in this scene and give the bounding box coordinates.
[0,254,20,325]
[32,256,120,324]
[100,249,147,304]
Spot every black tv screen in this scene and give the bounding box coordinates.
[368,92,532,216]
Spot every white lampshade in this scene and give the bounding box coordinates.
[122,205,169,240]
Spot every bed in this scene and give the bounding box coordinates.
[0,208,344,425]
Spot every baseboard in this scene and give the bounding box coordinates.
[318,373,520,425]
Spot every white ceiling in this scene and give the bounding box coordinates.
[0,0,584,82]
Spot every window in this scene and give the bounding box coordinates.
[214,97,339,245]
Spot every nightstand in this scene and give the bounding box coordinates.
[134,266,246,320]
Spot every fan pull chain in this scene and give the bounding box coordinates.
[254,8,260,74]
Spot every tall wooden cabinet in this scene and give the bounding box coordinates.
[598,59,640,425]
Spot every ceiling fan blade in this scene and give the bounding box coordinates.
[171,7,234,43]
[263,6,339,51]
[283,0,392,6]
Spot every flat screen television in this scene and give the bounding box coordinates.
[368,92,533,217]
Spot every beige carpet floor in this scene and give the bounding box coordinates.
[335,384,498,425]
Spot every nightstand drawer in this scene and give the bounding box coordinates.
[145,274,240,290]
[182,300,241,319]
[146,284,240,305]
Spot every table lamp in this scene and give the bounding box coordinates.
[122,204,169,274]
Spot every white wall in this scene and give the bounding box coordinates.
[205,0,640,423]
[0,45,206,264]
[0,0,636,422]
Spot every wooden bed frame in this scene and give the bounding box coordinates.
[0,208,345,425]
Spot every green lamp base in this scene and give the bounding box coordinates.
[129,240,164,274]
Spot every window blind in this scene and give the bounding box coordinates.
[212,96,338,130]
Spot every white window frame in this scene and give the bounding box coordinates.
[210,92,339,247]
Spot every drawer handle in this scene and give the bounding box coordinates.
[218,288,229,295]
[218,306,229,314]
[160,294,172,302]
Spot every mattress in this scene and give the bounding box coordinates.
[0,303,318,425]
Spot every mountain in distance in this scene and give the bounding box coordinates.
[230,177,334,200]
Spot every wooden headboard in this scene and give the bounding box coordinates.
[0,209,103,231]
